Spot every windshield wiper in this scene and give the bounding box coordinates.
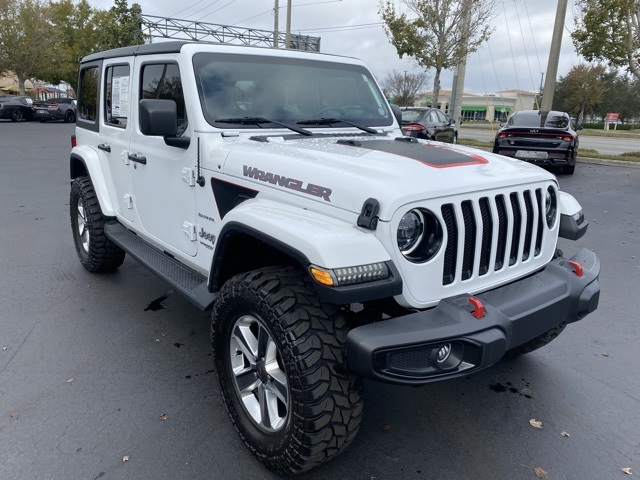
[297,118,380,134]
[215,117,313,136]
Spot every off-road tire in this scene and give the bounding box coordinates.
[70,176,125,272]
[563,165,575,175]
[504,323,567,358]
[211,266,363,475]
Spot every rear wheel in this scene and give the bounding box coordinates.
[563,165,575,175]
[504,323,567,358]
[11,109,24,122]
[64,110,76,123]
[211,266,362,475]
[70,176,125,272]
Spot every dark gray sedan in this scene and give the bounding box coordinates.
[0,95,34,122]
[33,97,76,123]
[400,107,457,143]
[492,110,581,175]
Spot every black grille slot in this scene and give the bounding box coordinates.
[523,191,534,261]
[509,193,521,266]
[479,198,492,276]
[535,189,543,256]
[495,195,507,271]
[461,201,476,281]
[441,204,457,285]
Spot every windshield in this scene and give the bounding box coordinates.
[401,109,424,122]
[508,111,569,129]
[193,53,393,129]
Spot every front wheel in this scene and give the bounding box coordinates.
[70,176,125,272]
[11,109,24,122]
[211,266,362,475]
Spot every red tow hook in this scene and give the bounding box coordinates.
[568,260,584,277]
[468,297,485,319]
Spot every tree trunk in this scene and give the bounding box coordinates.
[432,67,441,108]
[17,72,26,95]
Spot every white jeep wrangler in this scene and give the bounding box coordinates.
[69,41,600,475]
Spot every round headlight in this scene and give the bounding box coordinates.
[397,209,424,253]
[545,186,557,228]
[397,209,443,263]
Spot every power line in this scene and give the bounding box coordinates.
[231,0,343,27]
[299,22,385,33]
[170,0,206,18]
[196,0,238,22]
[182,0,220,20]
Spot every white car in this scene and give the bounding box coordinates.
[69,41,600,475]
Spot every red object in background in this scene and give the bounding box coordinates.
[604,113,620,121]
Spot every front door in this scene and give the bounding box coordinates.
[130,59,198,257]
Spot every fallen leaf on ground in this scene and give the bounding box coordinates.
[602,352,610,357]
[381,424,391,431]
[621,467,632,475]
[2,347,6,350]
[10,411,19,419]
[529,419,543,429]
[66,378,74,383]
[122,455,129,462]
[560,431,570,437]
[534,467,548,478]
[159,413,168,420]
[155,339,160,342]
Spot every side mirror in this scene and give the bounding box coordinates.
[499,122,506,128]
[139,99,178,137]
[390,104,402,127]
[575,124,583,131]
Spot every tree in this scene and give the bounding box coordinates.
[381,70,429,106]
[379,0,496,108]
[572,0,640,81]
[0,0,55,94]
[40,0,99,90]
[93,0,145,51]
[556,63,606,123]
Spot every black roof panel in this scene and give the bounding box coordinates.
[81,41,189,63]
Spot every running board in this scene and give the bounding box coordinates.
[104,222,216,310]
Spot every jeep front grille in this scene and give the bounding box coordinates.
[441,189,545,286]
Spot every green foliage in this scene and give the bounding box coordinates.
[0,0,55,94]
[572,0,640,80]
[379,0,496,107]
[1,0,145,92]
[581,122,640,130]
[555,63,606,122]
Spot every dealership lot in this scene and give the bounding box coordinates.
[1,122,639,480]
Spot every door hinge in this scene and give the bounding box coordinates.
[182,221,197,242]
[123,194,134,209]
[181,167,196,187]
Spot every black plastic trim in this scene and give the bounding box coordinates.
[346,248,600,385]
[559,213,589,240]
[209,222,402,304]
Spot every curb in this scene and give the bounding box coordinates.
[577,157,640,168]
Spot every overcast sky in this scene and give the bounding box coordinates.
[87,0,582,95]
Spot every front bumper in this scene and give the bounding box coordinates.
[345,248,600,385]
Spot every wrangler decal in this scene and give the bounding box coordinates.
[243,165,332,202]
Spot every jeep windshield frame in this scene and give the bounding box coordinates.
[192,53,393,130]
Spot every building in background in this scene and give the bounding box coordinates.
[415,89,538,122]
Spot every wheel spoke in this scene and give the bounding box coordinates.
[257,324,270,359]
[234,368,259,394]
[258,383,272,429]
[232,321,259,360]
[266,370,288,405]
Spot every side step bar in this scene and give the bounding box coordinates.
[104,222,216,311]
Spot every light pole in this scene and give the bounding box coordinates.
[274,0,279,47]
[285,0,292,48]
[541,0,568,111]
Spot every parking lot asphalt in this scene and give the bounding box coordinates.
[1,122,639,480]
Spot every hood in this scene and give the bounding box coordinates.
[215,134,556,220]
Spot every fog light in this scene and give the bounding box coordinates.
[437,344,452,363]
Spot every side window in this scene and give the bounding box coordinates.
[435,110,447,123]
[428,111,439,123]
[140,63,187,135]
[78,66,99,122]
[105,65,130,128]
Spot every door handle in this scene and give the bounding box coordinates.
[128,153,147,165]
[98,143,111,153]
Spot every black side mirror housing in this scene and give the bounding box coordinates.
[575,124,583,131]
[139,99,178,137]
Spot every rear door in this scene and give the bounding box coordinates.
[98,58,135,222]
